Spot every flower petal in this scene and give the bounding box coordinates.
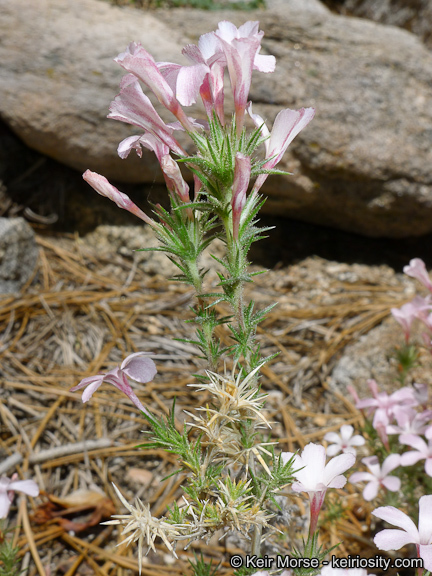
[381,476,401,492]
[9,479,39,498]
[232,152,251,239]
[418,496,432,544]
[374,528,418,550]
[83,171,154,226]
[419,544,432,571]
[121,352,157,384]
[363,480,379,501]
[0,492,12,518]
[372,505,419,540]
[323,452,356,486]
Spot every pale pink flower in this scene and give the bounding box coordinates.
[83,170,155,227]
[324,425,365,456]
[117,132,169,161]
[404,258,432,293]
[386,406,432,437]
[282,443,355,534]
[114,43,195,132]
[108,75,186,157]
[373,495,432,571]
[215,21,275,130]
[391,295,432,342]
[400,428,432,476]
[248,103,315,193]
[160,155,190,204]
[355,379,418,429]
[349,454,401,501]
[0,474,39,518]
[215,21,275,74]
[231,153,251,240]
[159,33,225,121]
[160,21,275,126]
[71,352,157,414]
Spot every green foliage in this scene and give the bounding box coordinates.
[0,525,21,576]
[291,533,339,576]
[139,400,203,478]
[394,343,419,384]
[188,553,220,576]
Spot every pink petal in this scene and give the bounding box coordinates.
[0,492,12,518]
[323,452,356,486]
[418,495,432,544]
[81,379,105,403]
[404,258,432,292]
[176,63,209,107]
[160,155,190,203]
[115,43,195,131]
[419,544,432,572]
[108,76,185,156]
[232,152,251,239]
[117,135,145,159]
[363,480,379,501]
[253,107,315,194]
[340,425,354,442]
[381,476,401,492]
[217,36,260,133]
[324,432,341,444]
[425,457,432,477]
[265,107,315,169]
[350,435,365,447]
[70,374,104,393]
[8,479,39,498]
[197,32,222,61]
[83,171,154,226]
[325,444,342,457]
[400,433,428,453]
[381,453,401,476]
[374,528,418,550]
[247,102,270,154]
[253,52,276,73]
[121,352,157,384]
[372,505,419,539]
[297,444,326,489]
[401,450,426,466]
[349,472,374,484]
[105,369,148,414]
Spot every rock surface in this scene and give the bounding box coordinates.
[0,218,38,293]
[325,0,432,49]
[2,0,432,237]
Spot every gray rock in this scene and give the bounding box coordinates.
[328,0,432,49]
[0,218,38,293]
[330,316,432,398]
[2,0,432,237]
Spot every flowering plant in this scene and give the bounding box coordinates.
[71,16,334,574]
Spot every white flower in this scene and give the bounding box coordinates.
[324,425,365,456]
[349,454,401,501]
[373,495,432,571]
[282,443,355,534]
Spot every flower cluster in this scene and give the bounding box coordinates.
[391,258,432,346]
[84,20,314,247]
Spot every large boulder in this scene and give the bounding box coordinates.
[2,0,432,237]
[324,0,432,49]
